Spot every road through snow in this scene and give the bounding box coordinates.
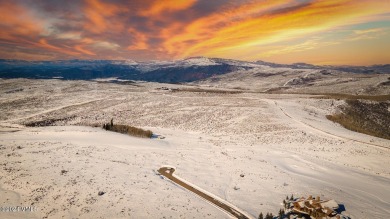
[158,167,253,219]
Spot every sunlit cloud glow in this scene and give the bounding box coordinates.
[0,0,389,65]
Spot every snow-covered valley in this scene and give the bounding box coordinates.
[0,78,389,219]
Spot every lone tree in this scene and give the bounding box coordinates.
[103,118,114,131]
[258,212,264,219]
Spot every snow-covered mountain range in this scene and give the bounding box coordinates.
[0,57,389,83]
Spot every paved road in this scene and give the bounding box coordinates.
[158,167,252,219]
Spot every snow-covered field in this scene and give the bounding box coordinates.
[0,79,389,218]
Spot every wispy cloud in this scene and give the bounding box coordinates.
[348,28,387,41]
[258,38,340,58]
[354,28,384,35]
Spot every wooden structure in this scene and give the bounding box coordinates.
[289,195,342,219]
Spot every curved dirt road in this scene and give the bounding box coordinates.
[158,167,252,219]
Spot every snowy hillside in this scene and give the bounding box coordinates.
[0,79,389,218]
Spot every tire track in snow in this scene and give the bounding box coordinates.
[6,98,105,123]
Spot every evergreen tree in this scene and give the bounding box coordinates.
[258,212,264,219]
[281,209,286,218]
[290,194,294,201]
[265,213,270,219]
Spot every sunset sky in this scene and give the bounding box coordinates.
[0,0,389,65]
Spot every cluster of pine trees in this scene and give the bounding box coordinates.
[258,194,294,219]
[258,209,286,219]
[283,194,294,209]
[258,212,273,219]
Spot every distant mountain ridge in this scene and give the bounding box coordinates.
[0,57,388,83]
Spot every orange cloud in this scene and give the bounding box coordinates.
[38,39,62,51]
[84,0,127,33]
[140,0,197,16]
[35,39,81,56]
[0,2,43,40]
[74,45,96,56]
[160,0,288,56]
[127,28,149,50]
[0,2,84,58]
[168,0,390,60]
